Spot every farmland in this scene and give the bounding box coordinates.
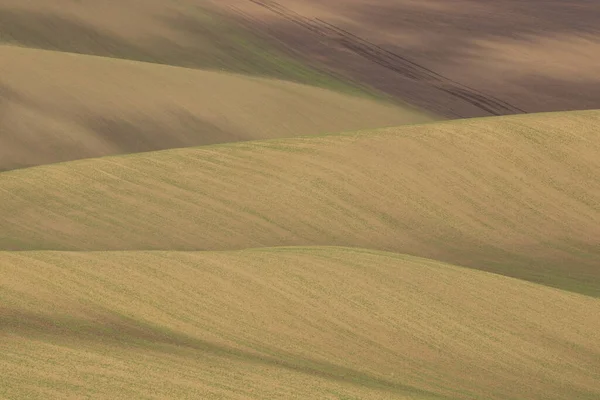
[1,110,599,296]
[1,1,599,399]
[0,44,430,171]
[216,0,600,117]
[2,248,599,399]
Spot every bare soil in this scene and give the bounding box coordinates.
[214,0,600,117]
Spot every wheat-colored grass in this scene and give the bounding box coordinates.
[1,110,598,294]
[0,44,431,171]
[2,247,599,399]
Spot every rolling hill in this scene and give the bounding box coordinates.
[0,44,431,171]
[2,247,599,400]
[219,0,600,117]
[0,0,365,93]
[1,110,598,295]
[2,1,598,399]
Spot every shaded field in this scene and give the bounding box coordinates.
[218,0,600,117]
[2,247,599,399]
[1,111,598,295]
[0,45,431,171]
[2,0,598,117]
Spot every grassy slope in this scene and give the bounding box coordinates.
[0,45,431,171]
[2,247,599,400]
[1,111,598,295]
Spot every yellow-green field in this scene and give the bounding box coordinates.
[0,45,431,171]
[2,247,599,400]
[2,110,598,295]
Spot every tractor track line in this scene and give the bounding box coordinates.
[247,0,527,116]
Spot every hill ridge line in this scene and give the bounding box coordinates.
[0,42,377,91]
[2,109,596,175]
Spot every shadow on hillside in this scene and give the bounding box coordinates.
[0,8,155,62]
[0,109,240,172]
[0,83,15,122]
[0,74,244,171]
[0,307,432,396]
[347,0,600,38]
[0,7,252,73]
[0,6,311,80]
[83,110,239,154]
[0,80,241,171]
[508,76,600,112]
[157,12,272,74]
[0,83,36,171]
[0,5,364,97]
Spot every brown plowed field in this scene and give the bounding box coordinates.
[215,0,600,117]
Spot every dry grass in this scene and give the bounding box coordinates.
[2,247,599,399]
[1,110,598,295]
[0,45,431,171]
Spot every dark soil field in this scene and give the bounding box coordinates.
[216,0,600,117]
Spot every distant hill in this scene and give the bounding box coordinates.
[0,45,431,171]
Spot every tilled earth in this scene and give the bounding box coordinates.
[215,0,600,118]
